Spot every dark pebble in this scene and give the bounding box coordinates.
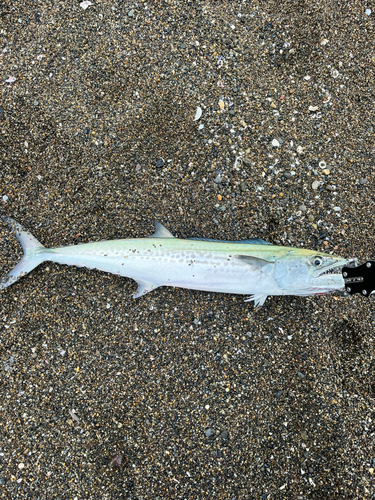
[156,158,165,168]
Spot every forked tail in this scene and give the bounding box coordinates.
[1,216,46,290]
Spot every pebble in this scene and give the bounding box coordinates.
[322,169,330,175]
[205,429,214,437]
[299,204,307,212]
[156,158,165,168]
[283,172,291,179]
[360,178,368,184]
[219,430,229,443]
[307,214,314,222]
[214,174,222,184]
[271,139,280,147]
[240,182,247,192]
[312,181,321,190]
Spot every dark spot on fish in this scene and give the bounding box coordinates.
[132,249,136,253]
[153,244,156,248]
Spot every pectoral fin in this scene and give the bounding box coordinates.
[235,255,273,268]
[133,280,160,298]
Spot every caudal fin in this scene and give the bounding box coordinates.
[1,216,46,290]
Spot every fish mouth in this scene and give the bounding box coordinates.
[315,259,347,278]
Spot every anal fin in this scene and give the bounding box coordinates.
[133,279,160,299]
[244,293,268,307]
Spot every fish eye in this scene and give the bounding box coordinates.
[312,256,324,266]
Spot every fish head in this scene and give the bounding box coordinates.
[274,249,347,296]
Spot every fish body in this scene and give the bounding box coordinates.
[1,217,347,306]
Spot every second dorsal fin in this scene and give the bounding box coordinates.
[149,221,175,239]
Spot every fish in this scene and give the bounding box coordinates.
[0,216,348,307]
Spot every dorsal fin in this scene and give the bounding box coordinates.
[149,221,175,239]
[188,237,271,245]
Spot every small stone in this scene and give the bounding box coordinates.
[214,174,222,184]
[111,453,123,467]
[243,157,252,167]
[180,43,186,49]
[270,102,277,109]
[240,182,247,192]
[312,181,320,190]
[307,215,314,222]
[283,172,291,179]
[33,100,39,106]
[296,146,304,154]
[322,169,330,175]
[219,430,229,443]
[325,185,335,191]
[299,204,307,212]
[128,9,135,17]
[205,429,214,437]
[271,139,280,147]
[297,371,305,379]
[360,178,368,184]
[229,109,235,115]
[308,106,318,112]
[333,206,341,212]
[156,158,165,168]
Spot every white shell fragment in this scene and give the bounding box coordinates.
[5,76,16,83]
[69,409,80,422]
[308,106,318,112]
[271,139,280,147]
[312,181,321,190]
[296,146,304,154]
[193,106,202,121]
[80,1,92,10]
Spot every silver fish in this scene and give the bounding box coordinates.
[0,217,347,306]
